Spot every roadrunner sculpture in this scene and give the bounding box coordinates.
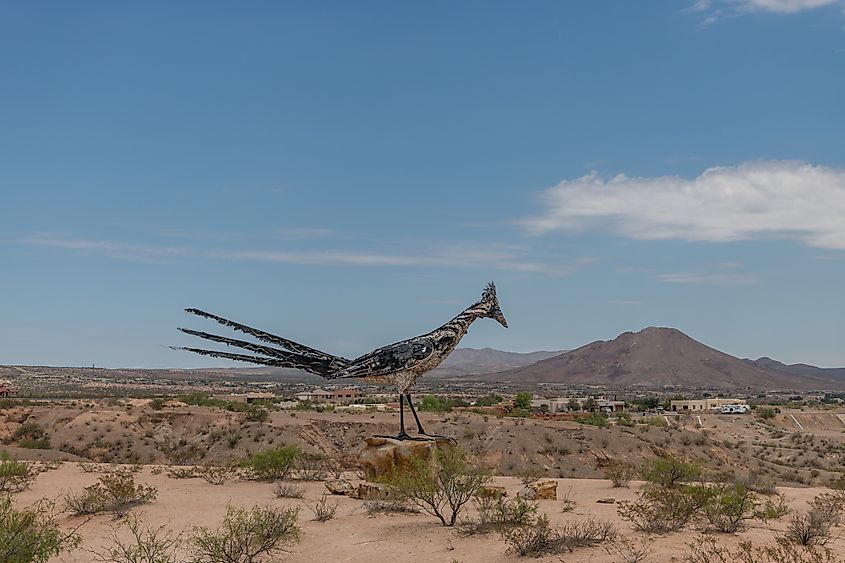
[174,282,508,440]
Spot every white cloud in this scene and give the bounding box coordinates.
[521,161,845,250]
[17,236,586,276]
[19,236,191,262]
[658,272,760,285]
[736,0,840,13]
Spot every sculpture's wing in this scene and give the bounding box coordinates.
[337,337,435,379]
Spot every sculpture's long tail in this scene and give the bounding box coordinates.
[175,309,350,378]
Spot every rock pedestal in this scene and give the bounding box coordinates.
[357,436,452,481]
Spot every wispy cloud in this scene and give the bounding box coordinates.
[16,236,587,276]
[691,0,844,24]
[19,236,191,262]
[658,272,760,285]
[272,227,334,239]
[521,160,845,250]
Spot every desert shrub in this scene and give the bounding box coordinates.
[701,484,757,533]
[646,416,668,427]
[808,491,845,526]
[0,452,33,493]
[244,406,268,422]
[756,494,791,522]
[310,493,338,522]
[785,510,835,547]
[272,483,304,499]
[640,455,700,488]
[65,472,157,517]
[18,437,52,449]
[191,505,300,563]
[501,512,615,557]
[240,445,299,481]
[363,499,418,516]
[685,534,837,563]
[292,454,328,481]
[198,465,235,486]
[757,407,776,420]
[604,536,654,563]
[149,398,166,410]
[617,484,700,533]
[380,445,491,527]
[166,467,198,479]
[603,460,638,488]
[739,473,778,495]
[92,514,180,563]
[575,413,608,428]
[0,496,81,563]
[458,496,537,536]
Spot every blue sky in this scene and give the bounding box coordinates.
[2,1,844,368]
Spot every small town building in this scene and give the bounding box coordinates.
[670,398,743,412]
[213,392,275,404]
[531,397,625,413]
[293,388,363,403]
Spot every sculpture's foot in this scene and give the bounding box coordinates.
[373,433,430,442]
[418,433,457,445]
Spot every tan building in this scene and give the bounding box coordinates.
[670,398,743,412]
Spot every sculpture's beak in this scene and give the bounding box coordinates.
[494,309,508,328]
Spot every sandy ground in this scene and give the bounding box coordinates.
[10,463,844,563]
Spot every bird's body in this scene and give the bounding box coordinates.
[175,282,507,439]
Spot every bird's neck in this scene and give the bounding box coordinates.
[441,301,487,335]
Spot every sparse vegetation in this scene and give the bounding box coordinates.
[191,505,300,563]
[65,472,157,517]
[0,496,81,563]
[272,483,305,499]
[310,493,338,522]
[0,452,33,493]
[240,446,299,481]
[640,455,700,488]
[459,496,537,536]
[91,514,180,563]
[501,512,615,557]
[603,460,638,488]
[381,445,491,527]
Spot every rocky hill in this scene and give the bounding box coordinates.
[475,327,843,390]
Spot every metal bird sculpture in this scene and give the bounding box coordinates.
[174,282,508,440]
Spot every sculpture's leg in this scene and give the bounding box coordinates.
[406,393,455,443]
[396,394,410,441]
[405,393,427,434]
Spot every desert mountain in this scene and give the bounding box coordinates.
[428,347,564,378]
[475,327,843,390]
[747,357,845,381]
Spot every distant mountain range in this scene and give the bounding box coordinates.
[469,327,845,390]
[5,328,842,391]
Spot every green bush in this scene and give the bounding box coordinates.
[459,495,537,536]
[641,455,700,488]
[617,484,701,533]
[18,438,51,450]
[0,496,80,563]
[701,484,758,533]
[757,408,776,420]
[64,472,157,517]
[513,392,532,411]
[575,413,608,428]
[191,505,300,563]
[381,445,491,527]
[240,446,299,481]
[501,512,615,557]
[603,460,638,488]
[0,452,33,494]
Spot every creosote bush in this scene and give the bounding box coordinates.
[0,496,81,563]
[380,445,491,527]
[458,496,537,536]
[310,492,338,522]
[501,512,615,557]
[617,484,700,533]
[640,455,700,488]
[272,483,304,499]
[701,483,757,533]
[0,452,33,494]
[603,460,638,488]
[363,499,418,516]
[191,505,300,563]
[239,446,299,481]
[92,514,180,563]
[65,472,157,517]
[684,534,837,563]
